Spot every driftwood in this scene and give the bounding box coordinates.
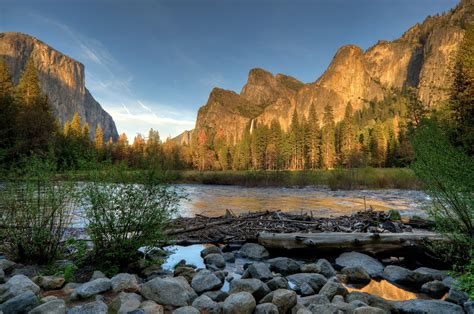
[257,231,444,255]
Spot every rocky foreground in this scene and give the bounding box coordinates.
[0,242,472,314]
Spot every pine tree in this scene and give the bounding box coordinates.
[82,123,90,141]
[370,124,387,167]
[0,59,17,162]
[305,104,320,169]
[320,104,336,169]
[340,103,356,167]
[15,58,42,106]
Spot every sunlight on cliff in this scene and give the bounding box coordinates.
[346,279,418,301]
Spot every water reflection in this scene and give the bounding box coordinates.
[346,279,418,301]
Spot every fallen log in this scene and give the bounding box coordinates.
[257,231,444,255]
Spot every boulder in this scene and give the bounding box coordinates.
[222,292,256,314]
[335,252,383,278]
[138,300,164,314]
[354,306,385,314]
[203,290,229,302]
[393,299,464,314]
[35,275,65,290]
[111,273,139,292]
[271,289,297,313]
[229,278,270,301]
[204,254,226,269]
[286,273,327,293]
[110,292,142,313]
[90,271,107,280]
[420,280,449,298]
[173,306,200,314]
[174,266,197,283]
[0,291,39,313]
[345,292,395,313]
[191,270,223,293]
[464,301,474,314]
[300,263,321,274]
[299,294,330,307]
[29,299,66,314]
[68,300,108,314]
[0,259,16,272]
[74,278,112,299]
[255,303,279,314]
[223,252,235,263]
[0,274,40,303]
[319,280,348,300]
[192,295,221,314]
[300,282,315,296]
[139,276,197,307]
[383,265,431,287]
[239,243,269,260]
[307,303,341,314]
[445,287,469,305]
[0,269,4,283]
[11,265,40,278]
[214,270,227,283]
[268,257,300,275]
[414,267,447,281]
[243,262,273,281]
[316,259,337,278]
[342,266,371,284]
[266,276,288,290]
[201,245,222,257]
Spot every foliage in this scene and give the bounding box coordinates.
[455,249,474,300]
[0,157,77,264]
[411,119,473,265]
[80,167,184,269]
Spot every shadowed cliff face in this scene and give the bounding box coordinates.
[0,32,118,141]
[184,0,472,145]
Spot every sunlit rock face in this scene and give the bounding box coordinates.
[0,32,118,140]
[182,0,472,146]
[346,279,419,301]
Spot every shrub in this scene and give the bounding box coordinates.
[0,157,77,264]
[80,167,184,269]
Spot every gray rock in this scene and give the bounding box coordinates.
[244,262,273,281]
[201,246,222,257]
[204,254,226,269]
[271,289,297,313]
[0,291,39,313]
[268,257,300,275]
[332,295,345,303]
[203,290,229,302]
[29,299,66,314]
[335,252,384,278]
[420,280,449,298]
[316,259,337,278]
[192,295,221,314]
[222,252,235,263]
[442,276,456,288]
[414,267,447,281]
[173,306,200,314]
[286,273,327,293]
[345,292,395,313]
[11,265,40,278]
[464,301,474,314]
[214,270,227,283]
[174,266,197,283]
[138,300,163,314]
[267,277,288,290]
[255,303,279,314]
[229,278,270,301]
[40,295,58,303]
[300,264,321,274]
[0,275,40,303]
[191,270,223,293]
[342,266,371,284]
[74,278,112,299]
[222,292,256,314]
[319,280,348,300]
[0,269,4,283]
[111,273,139,292]
[35,275,65,290]
[383,265,431,287]
[307,303,341,314]
[239,243,269,260]
[110,292,142,313]
[445,287,469,305]
[68,300,108,314]
[90,271,107,280]
[300,282,315,296]
[392,299,464,314]
[139,276,197,307]
[354,306,385,314]
[299,294,330,307]
[296,309,312,314]
[0,259,16,272]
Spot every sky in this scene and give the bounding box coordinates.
[0,0,459,139]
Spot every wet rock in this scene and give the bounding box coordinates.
[0,291,39,313]
[35,275,65,290]
[192,295,221,314]
[191,269,223,293]
[335,252,383,278]
[0,274,40,303]
[392,299,464,314]
[300,282,315,296]
[138,300,164,314]
[316,259,337,278]
[354,306,385,314]
[445,287,469,305]
[342,266,371,284]
[90,270,107,280]
[203,290,229,302]
[222,252,235,263]
[29,299,66,314]
[383,265,431,287]
[244,262,273,281]
[299,294,330,307]
[204,253,226,269]
[229,278,270,301]
[319,280,348,300]
[110,292,142,313]
[255,303,279,314]
[139,276,197,307]
[414,267,447,281]
[271,289,297,313]
[239,243,269,260]
[111,273,139,292]
[267,276,288,290]
[201,245,222,257]
[74,278,112,299]
[173,306,200,314]
[174,266,197,283]
[268,257,300,275]
[223,292,256,314]
[420,280,449,298]
[300,263,321,274]
[286,273,327,293]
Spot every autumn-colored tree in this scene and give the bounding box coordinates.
[94,125,104,151]
[114,133,129,163]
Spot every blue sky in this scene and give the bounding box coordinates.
[1,0,459,139]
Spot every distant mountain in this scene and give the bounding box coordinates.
[0,32,118,141]
[177,0,473,145]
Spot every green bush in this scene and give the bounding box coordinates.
[455,249,474,300]
[80,167,183,269]
[0,157,77,264]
